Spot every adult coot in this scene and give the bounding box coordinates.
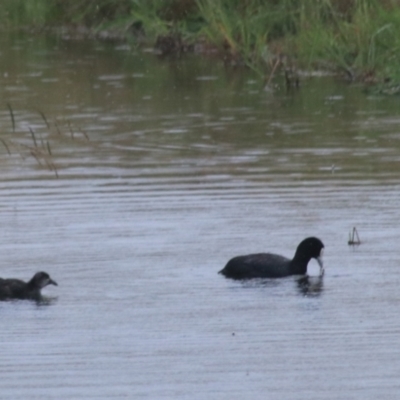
[219,237,324,279]
[0,271,58,301]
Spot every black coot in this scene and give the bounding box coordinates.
[219,237,324,279]
[0,271,58,300]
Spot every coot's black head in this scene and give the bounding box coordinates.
[30,272,58,289]
[294,237,324,273]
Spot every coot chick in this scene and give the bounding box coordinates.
[0,271,58,301]
[219,237,324,280]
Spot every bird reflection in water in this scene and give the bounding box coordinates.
[297,275,324,297]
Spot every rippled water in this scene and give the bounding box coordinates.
[1,34,400,399]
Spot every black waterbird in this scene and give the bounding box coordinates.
[219,237,324,280]
[0,271,58,301]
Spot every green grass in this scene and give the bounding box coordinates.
[2,0,400,82]
[294,1,400,79]
[0,0,132,28]
[0,0,51,26]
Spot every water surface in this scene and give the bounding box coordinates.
[0,34,400,399]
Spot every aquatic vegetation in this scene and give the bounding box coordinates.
[1,105,90,178]
[1,105,58,177]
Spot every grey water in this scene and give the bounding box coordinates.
[0,34,400,399]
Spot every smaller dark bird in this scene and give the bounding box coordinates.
[219,237,324,280]
[0,271,58,301]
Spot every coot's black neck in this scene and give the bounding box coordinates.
[291,253,312,275]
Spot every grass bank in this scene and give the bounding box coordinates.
[2,0,400,83]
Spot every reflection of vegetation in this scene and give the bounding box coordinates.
[1,105,90,178]
[2,1,400,84]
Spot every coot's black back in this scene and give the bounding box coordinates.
[220,253,292,279]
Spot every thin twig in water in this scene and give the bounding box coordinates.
[38,110,50,129]
[6,103,15,133]
[44,157,56,174]
[30,149,42,166]
[43,154,59,178]
[77,126,90,141]
[46,141,52,156]
[348,227,361,245]
[29,127,38,147]
[30,147,58,178]
[68,122,74,139]
[0,139,11,155]
[54,121,61,135]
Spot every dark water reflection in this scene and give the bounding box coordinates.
[1,34,400,399]
[235,275,324,297]
[296,275,324,297]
